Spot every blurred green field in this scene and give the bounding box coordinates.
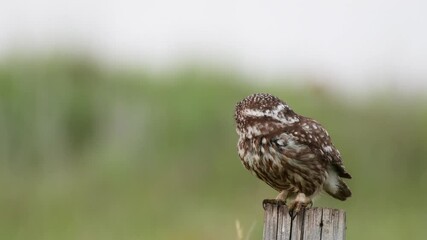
[0,56,427,240]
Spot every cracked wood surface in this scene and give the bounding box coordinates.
[262,200,346,240]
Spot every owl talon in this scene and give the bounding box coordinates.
[263,199,286,207]
[288,193,312,218]
[288,202,307,219]
[275,190,289,204]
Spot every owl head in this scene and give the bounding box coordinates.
[234,93,299,137]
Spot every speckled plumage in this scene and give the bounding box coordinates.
[234,93,351,207]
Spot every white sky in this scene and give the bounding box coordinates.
[1,0,427,94]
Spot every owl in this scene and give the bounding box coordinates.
[234,93,351,214]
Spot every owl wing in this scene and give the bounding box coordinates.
[280,118,352,179]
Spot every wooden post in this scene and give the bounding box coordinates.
[262,200,346,240]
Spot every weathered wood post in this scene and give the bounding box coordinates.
[262,200,346,240]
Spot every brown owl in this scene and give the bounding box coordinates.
[234,93,351,214]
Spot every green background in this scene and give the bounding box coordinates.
[0,56,426,239]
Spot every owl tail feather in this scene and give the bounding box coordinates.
[323,173,352,201]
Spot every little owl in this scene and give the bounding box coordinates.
[234,93,351,214]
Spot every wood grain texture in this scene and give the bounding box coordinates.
[262,200,346,240]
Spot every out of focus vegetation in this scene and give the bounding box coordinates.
[0,56,426,240]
